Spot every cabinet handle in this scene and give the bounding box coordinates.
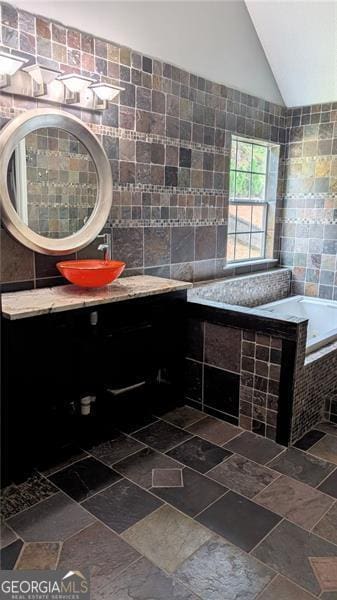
[106,380,146,396]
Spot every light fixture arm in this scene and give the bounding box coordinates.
[0,54,123,112]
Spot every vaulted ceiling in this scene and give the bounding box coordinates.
[11,0,337,108]
[245,0,337,107]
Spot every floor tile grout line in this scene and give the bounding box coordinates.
[82,449,230,522]
[193,489,229,519]
[249,502,337,552]
[36,470,169,567]
[203,451,283,479]
[307,432,334,455]
[308,497,337,534]
[263,448,337,498]
[220,430,247,447]
[41,452,90,478]
[167,453,337,554]
[8,455,337,593]
[316,424,337,438]
[39,457,235,581]
[82,446,186,489]
[255,573,318,600]
[89,443,148,469]
[0,521,24,550]
[5,439,337,539]
[94,554,145,588]
[155,406,244,446]
[290,439,337,469]
[156,412,207,430]
[293,429,327,453]
[308,445,337,465]
[3,488,59,524]
[12,538,26,570]
[248,517,286,556]
[41,434,337,548]
[222,446,284,470]
[264,447,287,466]
[251,488,335,537]
[125,417,159,436]
[39,465,124,506]
[128,430,194,455]
[254,573,280,600]
[314,463,337,490]
[252,471,336,505]
[250,473,283,501]
[203,460,283,501]
[5,417,337,578]
[1,404,240,522]
[16,540,65,570]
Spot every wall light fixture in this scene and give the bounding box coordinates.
[0,54,122,112]
[23,64,61,97]
[57,73,96,104]
[0,51,29,88]
[89,82,124,109]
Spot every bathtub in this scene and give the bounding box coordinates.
[260,295,337,354]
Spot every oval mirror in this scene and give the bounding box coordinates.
[0,109,112,255]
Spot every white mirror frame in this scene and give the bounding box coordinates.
[0,108,112,255]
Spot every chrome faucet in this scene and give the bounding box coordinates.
[97,233,112,261]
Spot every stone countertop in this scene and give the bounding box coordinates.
[1,276,192,320]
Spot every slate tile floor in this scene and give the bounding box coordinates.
[1,407,337,599]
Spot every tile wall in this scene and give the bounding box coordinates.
[291,325,337,442]
[0,1,286,292]
[24,129,97,237]
[279,104,337,297]
[185,318,282,441]
[188,268,291,307]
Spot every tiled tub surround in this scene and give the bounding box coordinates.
[185,319,283,441]
[0,1,286,292]
[279,104,337,299]
[291,325,337,443]
[189,267,291,308]
[2,405,337,600]
[184,267,336,444]
[185,279,307,444]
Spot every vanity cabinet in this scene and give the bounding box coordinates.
[1,290,187,484]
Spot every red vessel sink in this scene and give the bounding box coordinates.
[57,259,126,288]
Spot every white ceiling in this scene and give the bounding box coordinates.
[12,0,284,105]
[11,0,337,107]
[246,0,337,107]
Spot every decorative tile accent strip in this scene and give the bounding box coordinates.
[188,269,291,307]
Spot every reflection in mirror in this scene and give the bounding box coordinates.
[7,127,98,238]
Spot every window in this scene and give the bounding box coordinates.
[227,137,274,263]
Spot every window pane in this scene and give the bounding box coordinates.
[235,172,250,199]
[230,140,237,170]
[227,235,235,261]
[228,204,237,233]
[252,144,267,173]
[236,204,252,232]
[252,205,265,231]
[236,142,252,172]
[235,234,250,261]
[251,174,265,200]
[250,232,264,258]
